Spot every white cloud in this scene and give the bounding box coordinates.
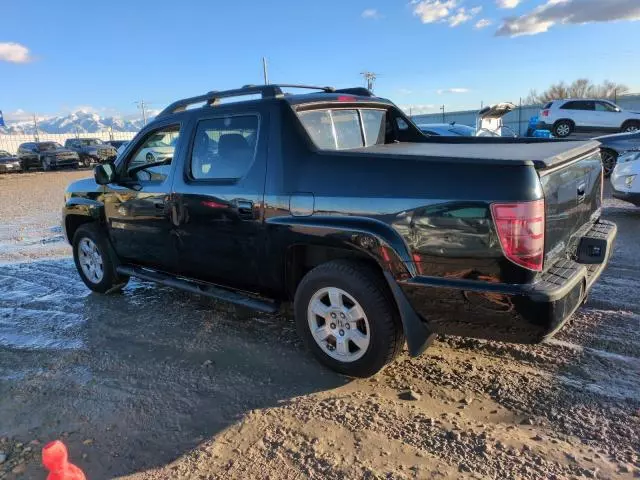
[448,8,472,26]
[2,109,33,122]
[412,0,457,24]
[496,0,521,8]
[0,42,32,63]
[437,88,470,94]
[475,18,493,28]
[496,0,640,37]
[362,8,381,19]
[412,1,482,27]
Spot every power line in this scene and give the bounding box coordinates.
[134,100,151,125]
[360,71,379,92]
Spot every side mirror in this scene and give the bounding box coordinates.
[94,163,116,185]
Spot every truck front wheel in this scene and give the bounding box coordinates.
[72,223,129,293]
[294,260,404,377]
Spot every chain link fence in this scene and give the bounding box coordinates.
[0,131,137,154]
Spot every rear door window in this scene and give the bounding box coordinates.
[190,115,259,180]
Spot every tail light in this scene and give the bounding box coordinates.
[490,199,545,272]
[541,109,549,117]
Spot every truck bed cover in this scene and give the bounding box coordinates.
[347,139,600,169]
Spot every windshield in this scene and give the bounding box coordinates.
[39,142,62,151]
[297,108,386,150]
[79,139,103,146]
[0,150,11,157]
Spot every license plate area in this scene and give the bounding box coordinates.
[577,236,608,264]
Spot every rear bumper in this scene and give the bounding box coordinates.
[536,121,553,130]
[399,220,617,345]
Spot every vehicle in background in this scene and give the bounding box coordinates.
[104,140,129,150]
[17,142,80,171]
[64,138,117,167]
[595,130,640,177]
[476,103,517,137]
[610,150,640,206]
[537,99,640,138]
[418,123,476,137]
[0,150,22,173]
[63,84,616,377]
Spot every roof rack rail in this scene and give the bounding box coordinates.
[333,87,374,97]
[157,84,372,117]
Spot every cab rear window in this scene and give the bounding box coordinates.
[298,108,386,150]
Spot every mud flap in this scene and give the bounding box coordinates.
[383,272,435,357]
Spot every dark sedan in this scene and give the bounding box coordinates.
[0,150,22,173]
[17,142,80,171]
[596,130,640,177]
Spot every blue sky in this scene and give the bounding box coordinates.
[2,0,639,120]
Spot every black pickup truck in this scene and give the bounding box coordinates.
[63,84,616,377]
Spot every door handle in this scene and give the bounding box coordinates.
[235,200,254,218]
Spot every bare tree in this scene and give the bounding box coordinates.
[525,79,629,104]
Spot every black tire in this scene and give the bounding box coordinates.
[621,121,640,133]
[553,120,573,138]
[601,149,618,178]
[72,223,129,293]
[294,260,404,377]
[81,157,91,168]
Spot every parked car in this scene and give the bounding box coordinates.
[537,99,640,138]
[64,138,117,167]
[63,84,616,377]
[0,150,22,173]
[418,123,476,136]
[595,130,640,177]
[610,150,640,206]
[17,141,80,171]
[104,140,129,150]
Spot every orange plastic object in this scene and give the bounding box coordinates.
[42,440,87,480]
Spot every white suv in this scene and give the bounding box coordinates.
[537,99,640,138]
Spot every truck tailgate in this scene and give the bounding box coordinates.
[538,145,603,266]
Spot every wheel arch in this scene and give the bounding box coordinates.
[621,119,640,130]
[274,216,434,356]
[63,198,105,244]
[553,118,575,128]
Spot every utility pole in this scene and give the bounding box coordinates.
[135,100,149,126]
[33,114,40,142]
[262,57,269,85]
[360,71,378,92]
[441,104,445,123]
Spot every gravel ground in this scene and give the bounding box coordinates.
[0,170,639,479]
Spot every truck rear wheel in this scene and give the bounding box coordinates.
[72,223,129,293]
[294,260,404,377]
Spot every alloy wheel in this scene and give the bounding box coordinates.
[78,238,104,284]
[307,287,370,363]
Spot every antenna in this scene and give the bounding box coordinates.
[262,57,269,85]
[360,71,379,92]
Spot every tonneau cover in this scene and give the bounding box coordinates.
[348,140,600,169]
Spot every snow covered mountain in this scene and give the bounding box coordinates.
[0,111,146,135]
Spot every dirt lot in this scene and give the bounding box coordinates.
[0,170,639,479]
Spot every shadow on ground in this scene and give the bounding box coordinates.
[0,259,346,478]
